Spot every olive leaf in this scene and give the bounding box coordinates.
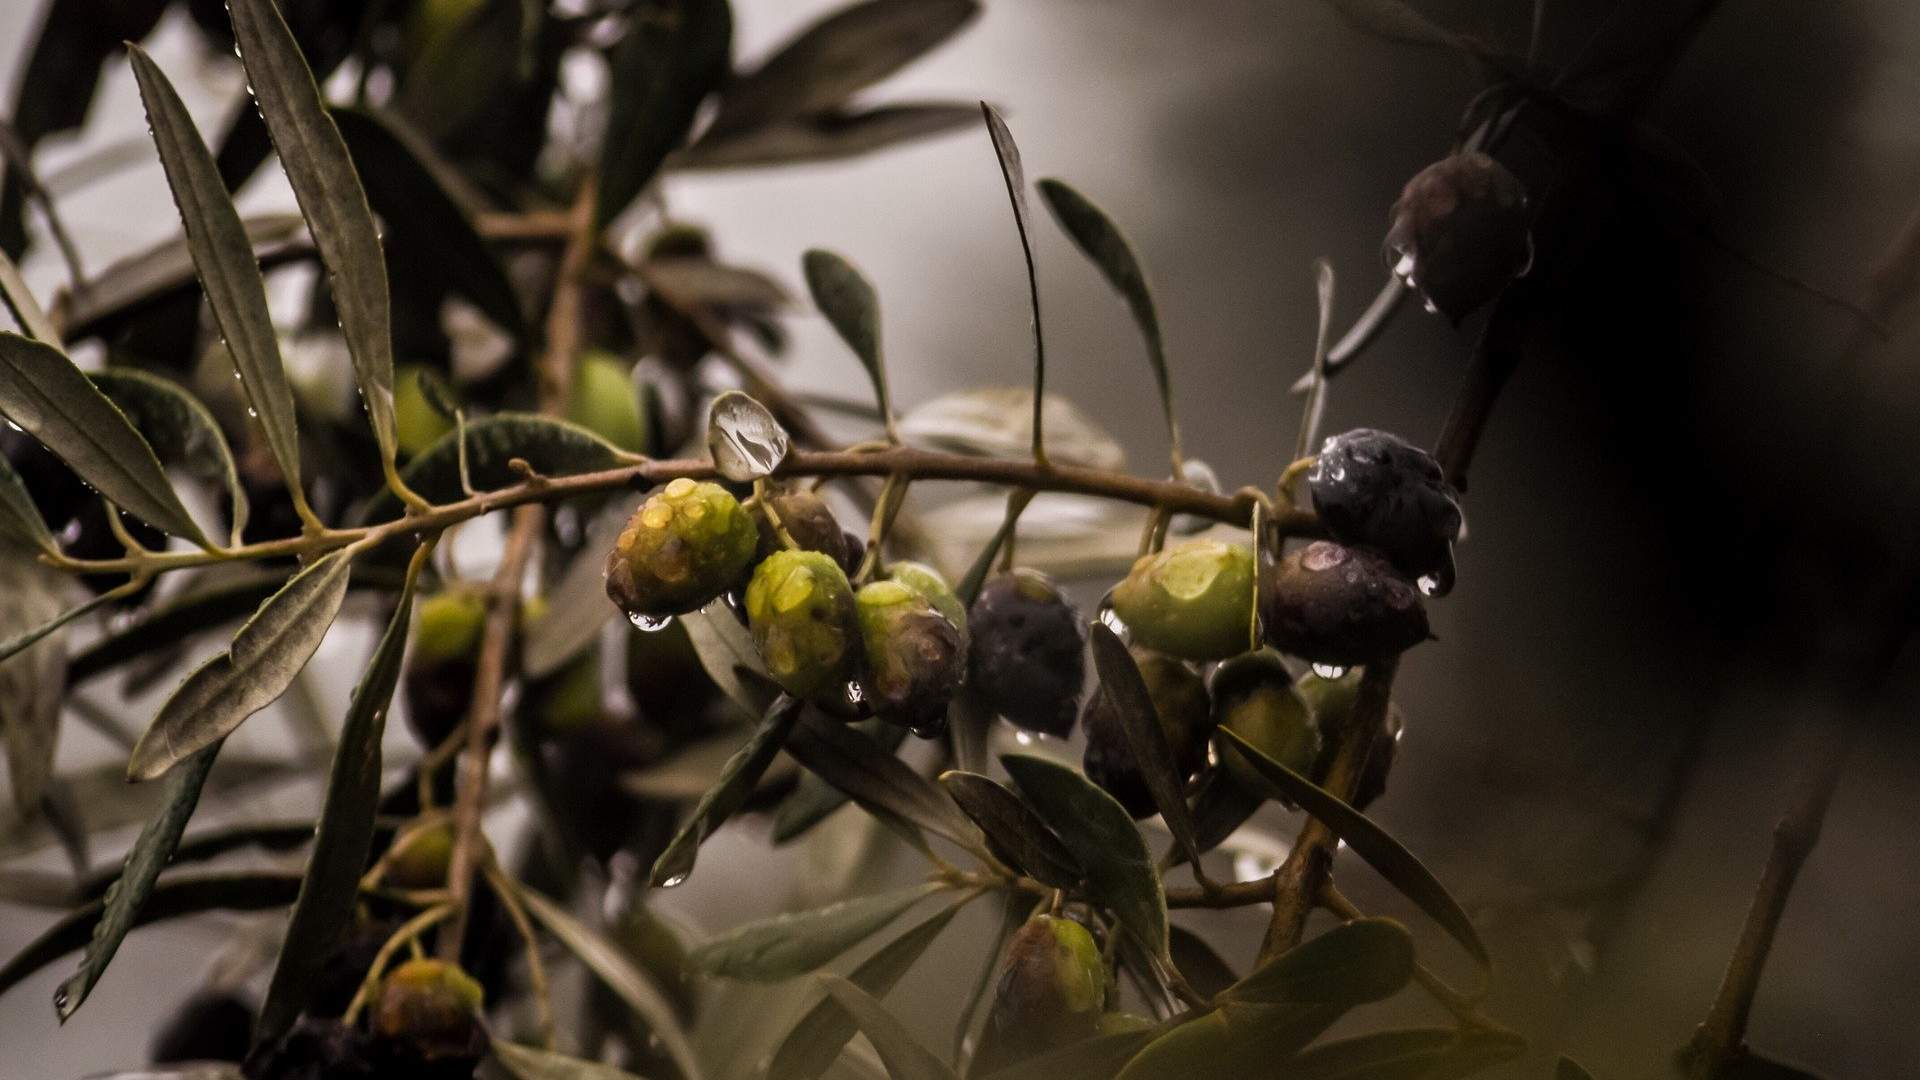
[682,603,781,719]
[704,0,979,136]
[938,770,1081,888]
[127,45,303,518]
[1114,1003,1348,1080]
[1169,924,1241,1000]
[708,390,792,482]
[61,215,309,340]
[1217,917,1413,1006]
[128,550,355,782]
[689,881,946,982]
[764,898,965,1080]
[1089,623,1205,870]
[1036,178,1181,473]
[651,695,805,888]
[333,106,526,338]
[787,711,984,852]
[0,870,302,1005]
[1282,1025,1528,1080]
[899,388,1125,471]
[0,558,68,812]
[0,246,58,344]
[679,103,978,170]
[0,451,53,553]
[1182,768,1265,859]
[0,818,327,909]
[370,413,624,518]
[393,0,532,139]
[492,1038,650,1080]
[801,250,891,436]
[228,0,402,480]
[70,570,292,686]
[54,741,221,1020]
[0,756,299,864]
[0,333,208,544]
[1218,726,1490,971]
[0,586,114,669]
[816,974,960,1080]
[1000,753,1168,959]
[772,719,906,844]
[523,492,643,678]
[254,554,421,1048]
[979,103,1047,461]
[597,0,732,226]
[93,369,249,545]
[512,884,704,1080]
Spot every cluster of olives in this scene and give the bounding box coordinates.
[605,478,970,736]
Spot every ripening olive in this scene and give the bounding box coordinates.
[967,569,1086,737]
[1308,428,1461,594]
[855,580,965,736]
[1261,541,1429,665]
[384,821,455,890]
[394,365,455,459]
[403,590,487,749]
[1385,151,1531,322]
[567,350,649,455]
[372,958,485,1058]
[974,915,1107,1073]
[745,549,859,698]
[606,478,759,619]
[1110,538,1256,661]
[751,484,849,569]
[1211,651,1319,799]
[1081,650,1212,819]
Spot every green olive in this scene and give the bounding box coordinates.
[605,478,759,618]
[1110,539,1255,661]
[566,350,648,454]
[745,550,858,698]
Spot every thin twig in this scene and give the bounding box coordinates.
[484,858,557,1050]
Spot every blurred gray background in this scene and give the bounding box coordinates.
[4,0,1919,1077]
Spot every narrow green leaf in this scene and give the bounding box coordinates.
[979,104,1046,460]
[69,571,290,686]
[254,554,421,1047]
[93,369,249,545]
[0,246,58,343]
[0,558,67,811]
[394,0,531,139]
[680,103,978,170]
[55,741,221,1019]
[802,250,890,434]
[0,588,117,668]
[1000,753,1167,959]
[764,899,964,1080]
[1088,623,1203,869]
[651,695,804,887]
[955,488,1034,607]
[787,711,983,851]
[513,884,704,1080]
[1036,178,1181,473]
[1218,917,1412,1005]
[228,0,402,477]
[369,413,623,519]
[1183,768,1264,859]
[938,770,1081,888]
[0,333,207,544]
[1114,1003,1346,1080]
[1218,727,1490,970]
[0,451,53,552]
[332,106,526,338]
[1168,924,1241,1000]
[127,45,303,515]
[681,603,781,719]
[597,0,733,225]
[0,870,301,1005]
[816,974,959,1080]
[771,720,905,844]
[523,492,642,678]
[128,551,355,782]
[706,0,979,135]
[493,1038,649,1080]
[62,215,308,339]
[1282,1025,1527,1080]
[691,882,945,982]
[1556,1057,1599,1080]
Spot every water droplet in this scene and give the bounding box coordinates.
[658,873,687,889]
[628,612,673,632]
[1421,296,1441,316]
[1311,663,1346,679]
[1392,250,1417,281]
[845,680,865,704]
[246,408,258,419]
[1095,587,1128,638]
[1329,466,1347,482]
[1014,730,1036,746]
[1417,574,1439,596]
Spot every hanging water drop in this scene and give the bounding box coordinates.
[845,680,865,704]
[1311,663,1346,679]
[657,873,687,889]
[1417,574,1439,596]
[628,612,673,632]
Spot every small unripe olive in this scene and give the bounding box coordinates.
[854,580,965,735]
[606,478,759,618]
[967,569,1086,737]
[384,821,455,890]
[373,958,483,1050]
[1081,651,1212,819]
[1261,541,1429,666]
[975,915,1107,1073]
[412,590,486,664]
[403,590,487,749]
[1211,652,1319,798]
[394,365,455,459]
[1385,151,1531,322]
[1110,539,1256,661]
[745,550,859,698]
[751,485,849,569]
[567,350,649,455]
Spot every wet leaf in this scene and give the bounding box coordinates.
[651,695,805,887]
[1283,1025,1527,1080]
[513,883,704,1080]
[0,558,67,811]
[55,742,221,1020]
[1183,768,1264,858]
[899,388,1125,471]
[802,250,889,431]
[708,390,792,481]
[229,0,402,475]
[1089,623,1203,868]
[597,0,732,225]
[682,603,781,719]
[128,551,355,782]
[678,103,978,170]
[787,711,983,851]
[0,451,53,553]
[61,216,309,340]
[690,882,946,981]
[333,106,525,338]
[764,898,964,1080]
[772,720,906,844]
[1218,727,1490,971]
[817,974,959,1080]
[93,369,248,544]
[370,413,623,518]
[641,258,789,312]
[1001,753,1167,959]
[524,492,643,677]
[1218,917,1413,1005]
[979,103,1046,460]
[0,246,58,343]
[937,770,1081,888]
[69,571,290,686]
[0,333,207,544]
[1036,178,1180,472]
[1114,1003,1346,1080]
[493,1038,649,1080]
[707,0,979,135]
[254,553,420,1047]
[1168,925,1241,1000]
[0,757,299,861]
[128,46,303,513]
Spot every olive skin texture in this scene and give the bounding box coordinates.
[567,349,649,454]
[1309,428,1462,594]
[606,478,760,618]
[1081,651,1213,819]
[973,915,1108,1073]
[885,560,968,648]
[1109,538,1256,660]
[402,590,488,749]
[745,549,860,698]
[1211,651,1321,799]
[1385,150,1530,322]
[855,580,966,736]
[751,484,850,569]
[1261,541,1430,666]
[967,569,1086,737]
[384,820,455,890]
